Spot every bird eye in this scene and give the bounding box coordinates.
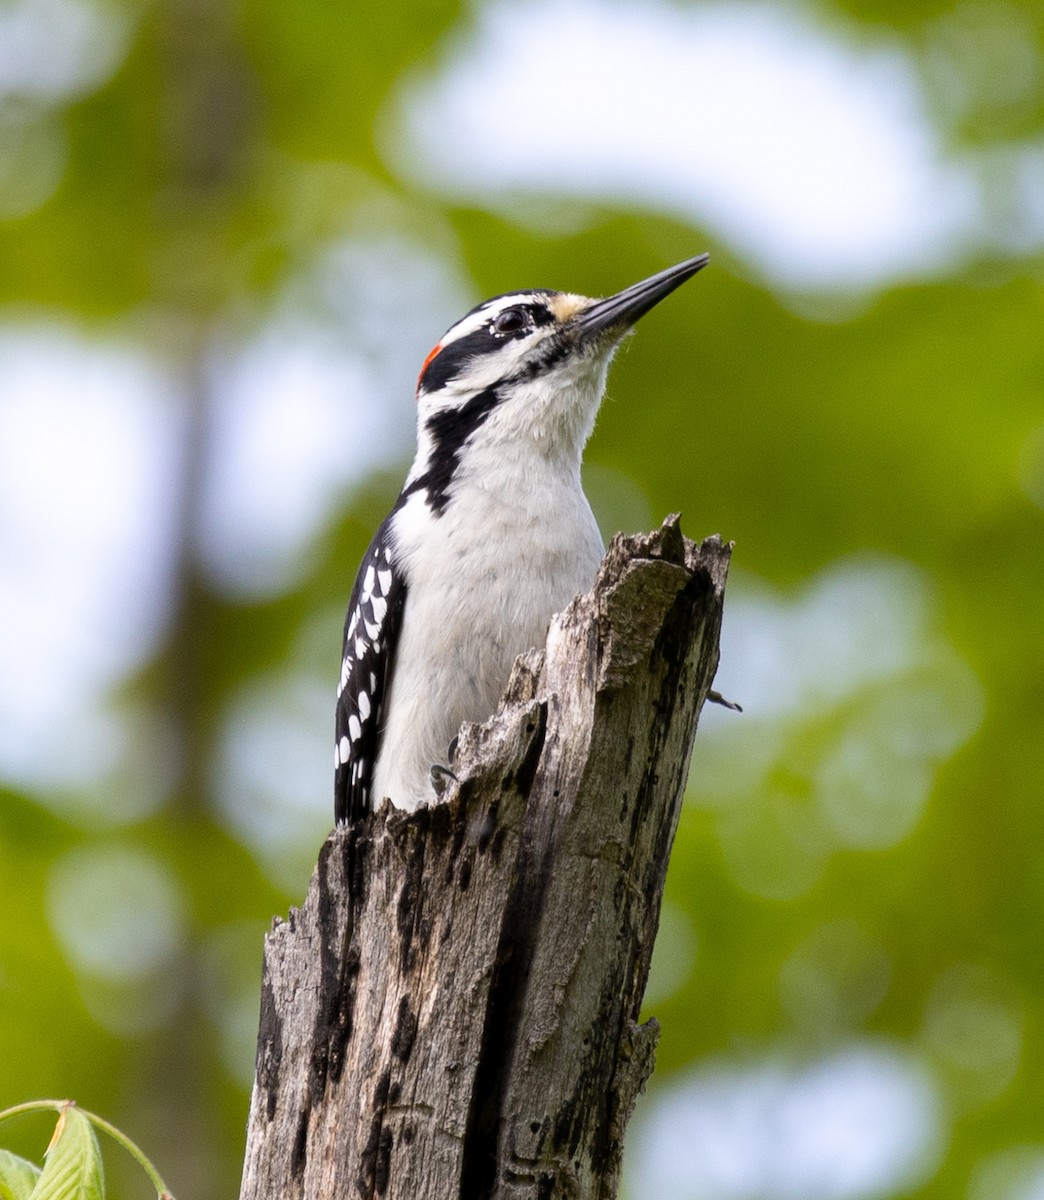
[492,308,529,336]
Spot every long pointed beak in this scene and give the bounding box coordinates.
[573,254,709,339]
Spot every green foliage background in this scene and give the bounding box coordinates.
[1,0,1042,1196]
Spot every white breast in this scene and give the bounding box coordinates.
[372,452,603,811]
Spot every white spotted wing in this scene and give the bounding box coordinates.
[334,521,407,823]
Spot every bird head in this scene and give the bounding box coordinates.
[407,255,708,507]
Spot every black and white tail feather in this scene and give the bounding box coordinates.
[334,255,710,824]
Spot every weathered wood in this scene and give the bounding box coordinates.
[239,518,730,1200]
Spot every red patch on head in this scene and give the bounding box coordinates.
[416,342,442,398]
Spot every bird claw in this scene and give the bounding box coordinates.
[431,734,462,796]
[430,762,458,797]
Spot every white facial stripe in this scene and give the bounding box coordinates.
[436,308,490,350]
[437,293,550,351]
[417,338,534,409]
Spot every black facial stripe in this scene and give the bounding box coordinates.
[402,384,502,515]
[506,335,573,383]
[419,300,558,393]
[458,289,555,323]
[498,302,556,327]
[527,305,557,328]
[420,328,502,393]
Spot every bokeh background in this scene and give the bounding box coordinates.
[1,0,1043,1196]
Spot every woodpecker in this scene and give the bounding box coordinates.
[334,254,709,823]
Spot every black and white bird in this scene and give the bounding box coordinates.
[334,254,709,823]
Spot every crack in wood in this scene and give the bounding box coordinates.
[459,700,549,1200]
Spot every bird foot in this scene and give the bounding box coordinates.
[430,735,461,797]
[430,762,459,797]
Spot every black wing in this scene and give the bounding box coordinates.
[334,519,408,824]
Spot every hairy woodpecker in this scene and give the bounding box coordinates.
[334,254,709,823]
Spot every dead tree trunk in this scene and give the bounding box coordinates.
[239,517,730,1200]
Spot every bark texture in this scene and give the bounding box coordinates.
[239,518,730,1200]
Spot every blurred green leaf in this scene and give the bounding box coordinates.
[29,1110,103,1200]
[0,1150,41,1200]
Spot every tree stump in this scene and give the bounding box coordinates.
[239,517,731,1200]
